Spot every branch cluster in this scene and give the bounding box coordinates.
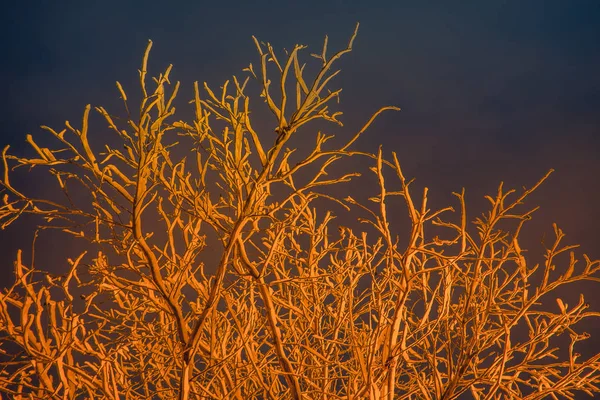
[1,25,599,399]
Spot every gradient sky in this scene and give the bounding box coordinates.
[1,1,599,347]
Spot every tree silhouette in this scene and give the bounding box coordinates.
[1,25,599,399]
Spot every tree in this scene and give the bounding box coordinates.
[1,24,599,400]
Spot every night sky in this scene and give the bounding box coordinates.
[1,0,599,348]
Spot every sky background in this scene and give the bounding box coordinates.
[1,0,599,349]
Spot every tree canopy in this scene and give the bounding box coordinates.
[1,25,599,400]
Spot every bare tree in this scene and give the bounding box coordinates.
[1,25,599,399]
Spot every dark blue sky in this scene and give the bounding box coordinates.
[1,0,599,336]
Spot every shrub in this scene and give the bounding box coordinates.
[1,25,599,399]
